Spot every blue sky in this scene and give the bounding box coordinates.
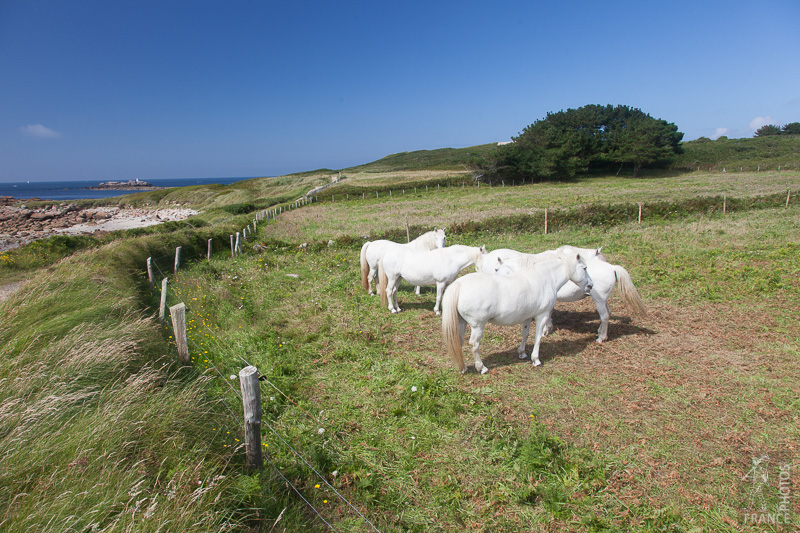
[1,0,798,182]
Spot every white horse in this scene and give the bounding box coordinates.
[379,244,487,315]
[442,252,593,373]
[476,245,647,343]
[360,229,446,296]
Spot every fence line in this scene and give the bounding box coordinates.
[149,211,383,532]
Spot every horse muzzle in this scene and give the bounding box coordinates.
[584,283,593,295]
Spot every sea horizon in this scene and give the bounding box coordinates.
[0,176,259,201]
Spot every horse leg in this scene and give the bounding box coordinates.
[392,277,403,313]
[386,277,400,313]
[592,295,610,343]
[468,324,489,374]
[542,316,554,336]
[415,286,421,295]
[530,313,550,367]
[433,282,446,315]
[518,319,532,359]
[368,265,378,296]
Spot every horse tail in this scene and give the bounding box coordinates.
[441,282,465,372]
[378,258,389,307]
[612,264,648,317]
[360,242,371,291]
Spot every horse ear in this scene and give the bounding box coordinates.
[596,247,603,255]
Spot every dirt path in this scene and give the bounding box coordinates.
[0,280,25,302]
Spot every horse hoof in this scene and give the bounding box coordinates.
[518,353,528,360]
[532,360,542,367]
[480,366,489,374]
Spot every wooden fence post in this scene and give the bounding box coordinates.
[230,235,235,257]
[147,257,155,288]
[174,246,182,274]
[723,195,727,214]
[235,232,241,256]
[239,365,263,470]
[159,277,168,323]
[638,203,642,224]
[169,302,190,364]
[207,239,213,260]
[787,190,792,207]
[544,208,548,235]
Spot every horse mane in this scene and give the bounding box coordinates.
[409,230,434,246]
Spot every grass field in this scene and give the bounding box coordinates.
[158,171,800,531]
[2,164,799,532]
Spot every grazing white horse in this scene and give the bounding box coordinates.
[360,229,446,296]
[379,244,487,315]
[442,252,593,374]
[476,245,647,343]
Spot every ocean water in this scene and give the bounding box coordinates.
[0,177,255,201]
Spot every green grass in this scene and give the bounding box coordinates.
[2,142,799,531]
[153,195,799,531]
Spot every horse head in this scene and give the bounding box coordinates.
[434,228,447,249]
[565,253,593,295]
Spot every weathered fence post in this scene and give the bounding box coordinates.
[235,232,241,256]
[787,189,792,207]
[406,222,410,243]
[230,235,235,257]
[544,208,548,235]
[147,257,155,288]
[723,195,727,214]
[159,277,168,323]
[638,203,642,224]
[239,365,263,470]
[174,246,182,274]
[207,239,213,260]
[169,302,190,364]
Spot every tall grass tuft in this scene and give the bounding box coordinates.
[0,238,274,532]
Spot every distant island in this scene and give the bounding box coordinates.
[85,179,165,191]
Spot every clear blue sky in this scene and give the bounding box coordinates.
[1,0,798,182]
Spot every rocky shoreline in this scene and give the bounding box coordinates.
[0,197,198,252]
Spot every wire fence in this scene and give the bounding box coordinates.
[148,206,386,532]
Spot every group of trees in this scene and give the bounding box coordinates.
[755,122,800,136]
[478,104,684,180]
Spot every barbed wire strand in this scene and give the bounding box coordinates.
[152,233,382,532]
[262,450,341,533]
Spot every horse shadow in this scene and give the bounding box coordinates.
[478,309,656,371]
